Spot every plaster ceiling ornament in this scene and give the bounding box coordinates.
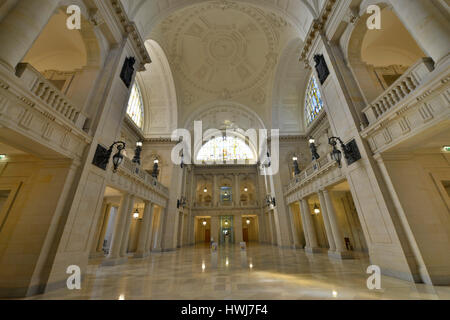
[156,1,280,97]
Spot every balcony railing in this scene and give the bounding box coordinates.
[193,200,259,209]
[15,63,87,130]
[285,155,334,193]
[363,58,434,125]
[120,157,169,197]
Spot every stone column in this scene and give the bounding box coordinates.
[144,205,156,253]
[153,206,167,251]
[323,190,352,259]
[96,203,112,253]
[0,0,60,71]
[234,214,243,243]
[299,204,311,249]
[135,201,154,258]
[212,175,218,206]
[211,216,219,243]
[390,0,450,65]
[301,199,320,253]
[177,213,185,248]
[120,196,135,257]
[234,173,240,207]
[104,193,132,265]
[287,204,300,249]
[318,191,337,253]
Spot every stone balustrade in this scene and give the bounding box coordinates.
[15,63,87,129]
[363,58,434,125]
[119,156,170,198]
[285,155,335,193]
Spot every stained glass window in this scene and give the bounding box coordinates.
[126,83,144,128]
[305,76,324,125]
[197,136,254,163]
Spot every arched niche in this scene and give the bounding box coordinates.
[137,39,178,138]
[346,2,426,103]
[271,38,310,135]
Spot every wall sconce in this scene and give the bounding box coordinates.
[328,137,361,168]
[266,195,276,208]
[132,141,143,165]
[202,219,207,226]
[133,209,139,220]
[292,156,301,175]
[246,218,251,225]
[309,137,320,161]
[177,196,187,209]
[152,158,159,179]
[313,204,320,215]
[92,141,126,172]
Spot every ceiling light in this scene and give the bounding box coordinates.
[244,187,248,192]
[202,219,207,226]
[225,220,229,226]
[133,210,139,219]
[246,219,251,225]
[204,187,207,193]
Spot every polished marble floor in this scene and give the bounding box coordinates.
[28,244,450,300]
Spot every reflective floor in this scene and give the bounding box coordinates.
[28,244,450,300]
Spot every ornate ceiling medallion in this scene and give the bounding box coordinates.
[168,1,279,96]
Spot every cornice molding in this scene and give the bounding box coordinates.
[109,0,151,70]
[299,0,338,66]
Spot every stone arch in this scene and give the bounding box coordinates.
[136,39,178,138]
[129,0,315,41]
[345,1,426,102]
[271,37,310,134]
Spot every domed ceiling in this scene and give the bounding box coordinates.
[149,1,301,127]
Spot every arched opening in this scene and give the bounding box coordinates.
[348,5,426,103]
[196,135,256,164]
[19,7,102,112]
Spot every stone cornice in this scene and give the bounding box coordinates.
[109,0,151,70]
[299,0,338,66]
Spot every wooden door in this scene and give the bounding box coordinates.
[205,229,211,243]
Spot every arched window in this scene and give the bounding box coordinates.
[305,76,324,125]
[197,136,255,163]
[126,83,144,128]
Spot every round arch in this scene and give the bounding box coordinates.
[137,39,178,138]
[128,0,315,41]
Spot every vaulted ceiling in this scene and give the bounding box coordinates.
[121,0,324,135]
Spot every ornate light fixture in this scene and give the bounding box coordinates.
[152,158,159,179]
[244,186,248,192]
[202,219,207,226]
[133,209,139,219]
[224,220,229,226]
[266,195,276,208]
[132,141,143,165]
[313,203,320,215]
[0,154,6,160]
[92,141,126,173]
[204,187,208,193]
[177,196,187,209]
[246,218,251,225]
[292,156,301,175]
[309,137,320,161]
[328,137,361,168]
